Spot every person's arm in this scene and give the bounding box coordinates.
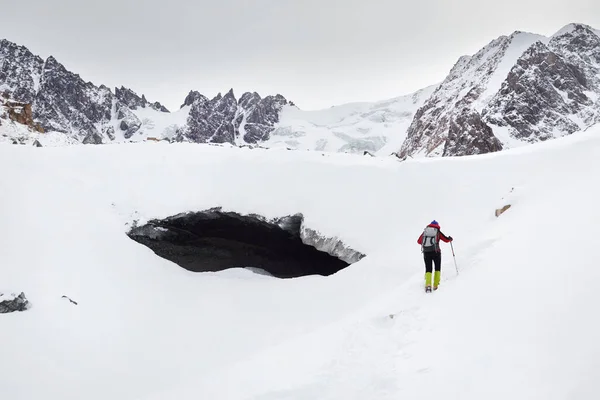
[417,233,423,245]
[439,231,453,242]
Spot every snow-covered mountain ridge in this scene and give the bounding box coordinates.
[0,34,436,153]
[2,22,599,156]
[0,39,294,147]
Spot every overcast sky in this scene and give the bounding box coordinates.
[2,0,599,110]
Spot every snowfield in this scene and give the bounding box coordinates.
[267,85,437,155]
[1,125,600,399]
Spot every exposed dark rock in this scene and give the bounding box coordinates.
[127,209,356,278]
[33,56,114,140]
[4,100,44,132]
[116,86,144,109]
[495,204,512,217]
[151,101,169,113]
[484,41,592,141]
[180,90,207,108]
[398,34,518,158]
[117,104,142,138]
[33,139,42,147]
[238,92,261,110]
[82,131,103,144]
[182,89,237,143]
[0,292,29,313]
[179,89,290,145]
[0,39,44,104]
[242,94,289,143]
[115,86,169,112]
[104,125,115,141]
[446,108,503,156]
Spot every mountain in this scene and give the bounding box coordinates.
[0,37,434,153]
[176,89,292,145]
[399,23,600,158]
[3,22,600,156]
[0,38,174,145]
[0,38,302,148]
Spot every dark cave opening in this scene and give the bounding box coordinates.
[127,209,351,278]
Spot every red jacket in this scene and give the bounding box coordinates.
[417,222,451,252]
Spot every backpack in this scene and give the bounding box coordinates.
[421,226,439,253]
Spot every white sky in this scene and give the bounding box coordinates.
[1,0,599,110]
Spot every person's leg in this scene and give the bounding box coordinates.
[424,252,433,288]
[433,252,442,289]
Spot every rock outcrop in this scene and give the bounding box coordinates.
[177,89,291,144]
[2,99,44,132]
[115,86,169,112]
[0,292,29,313]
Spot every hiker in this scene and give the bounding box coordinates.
[417,220,453,292]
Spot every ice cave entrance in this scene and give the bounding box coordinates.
[127,209,352,278]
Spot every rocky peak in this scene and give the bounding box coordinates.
[243,94,289,142]
[398,23,600,158]
[182,89,237,144]
[239,92,262,109]
[483,36,599,141]
[551,23,598,40]
[115,86,169,112]
[115,86,145,109]
[551,24,600,67]
[181,90,208,108]
[398,33,536,158]
[150,101,169,113]
[34,54,114,141]
[0,39,44,103]
[177,88,292,145]
[214,89,237,114]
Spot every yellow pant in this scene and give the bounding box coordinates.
[425,271,441,287]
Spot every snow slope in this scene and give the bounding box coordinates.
[111,104,191,143]
[472,32,548,112]
[0,115,79,146]
[268,85,437,155]
[2,124,600,399]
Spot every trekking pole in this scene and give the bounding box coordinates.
[450,241,459,275]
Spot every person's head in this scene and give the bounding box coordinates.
[430,220,440,227]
